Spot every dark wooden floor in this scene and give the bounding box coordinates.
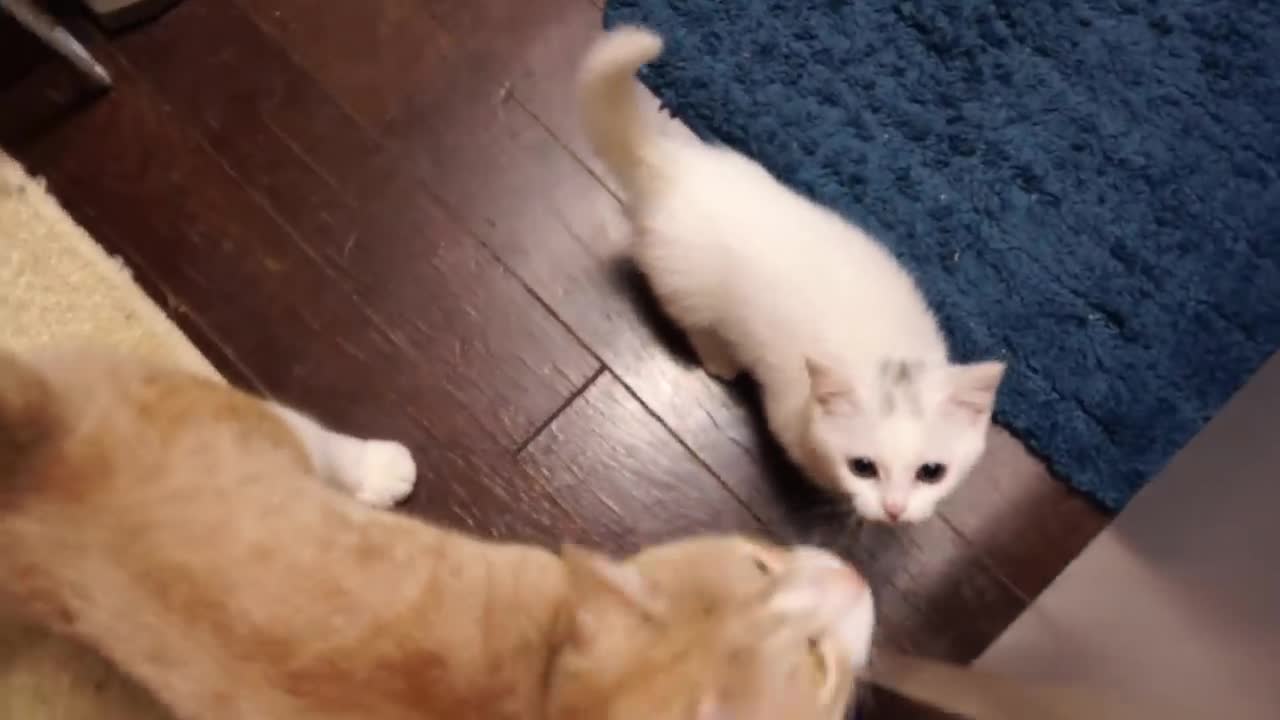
[1,0,1108,713]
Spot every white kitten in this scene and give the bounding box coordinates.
[578,27,1005,523]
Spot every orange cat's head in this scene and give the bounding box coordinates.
[547,536,873,720]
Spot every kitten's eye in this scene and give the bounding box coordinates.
[847,457,878,479]
[916,463,947,484]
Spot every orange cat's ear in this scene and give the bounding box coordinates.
[562,544,666,630]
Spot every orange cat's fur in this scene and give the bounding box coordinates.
[0,348,875,720]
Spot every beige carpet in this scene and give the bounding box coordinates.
[1,149,217,719]
[0,152,216,375]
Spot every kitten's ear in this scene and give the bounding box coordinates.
[948,361,1006,421]
[805,358,857,413]
[562,544,665,629]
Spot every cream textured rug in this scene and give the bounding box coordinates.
[1,149,217,719]
[0,152,216,374]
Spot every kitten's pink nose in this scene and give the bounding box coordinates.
[882,501,905,522]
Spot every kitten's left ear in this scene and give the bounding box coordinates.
[947,361,1006,421]
[562,544,666,632]
[805,357,858,414]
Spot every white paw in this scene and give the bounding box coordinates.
[347,440,417,508]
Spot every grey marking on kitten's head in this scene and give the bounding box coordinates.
[878,359,923,417]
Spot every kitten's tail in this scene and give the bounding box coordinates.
[0,349,57,484]
[578,26,665,202]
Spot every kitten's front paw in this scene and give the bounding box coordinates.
[349,440,417,508]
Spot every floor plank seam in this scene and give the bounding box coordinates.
[936,513,1034,606]
[231,0,379,140]
[453,209,608,384]
[509,92,623,205]
[605,370,773,529]
[231,1,612,386]
[500,86,792,530]
[498,82,783,529]
[106,43,496,396]
[263,113,347,197]
[113,4,612,453]
[513,364,607,454]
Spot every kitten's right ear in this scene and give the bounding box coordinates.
[947,360,1006,422]
[805,358,857,413]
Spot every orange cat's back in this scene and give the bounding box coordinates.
[0,348,59,498]
[0,349,309,512]
[0,347,875,720]
[0,348,565,720]
[0,349,411,718]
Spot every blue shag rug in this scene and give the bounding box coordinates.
[605,0,1280,510]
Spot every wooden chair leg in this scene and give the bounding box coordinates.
[80,0,183,31]
[1,0,112,88]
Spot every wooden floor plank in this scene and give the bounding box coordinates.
[5,50,584,544]
[470,0,624,189]
[233,0,802,537]
[234,0,447,130]
[939,431,1109,599]
[98,0,777,553]
[519,370,767,553]
[98,0,599,451]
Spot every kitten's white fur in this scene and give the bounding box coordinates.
[270,404,418,508]
[578,27,1005,523]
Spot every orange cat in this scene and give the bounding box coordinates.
[0,347,875,720]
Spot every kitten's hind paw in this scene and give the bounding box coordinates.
[349,440,417,508]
